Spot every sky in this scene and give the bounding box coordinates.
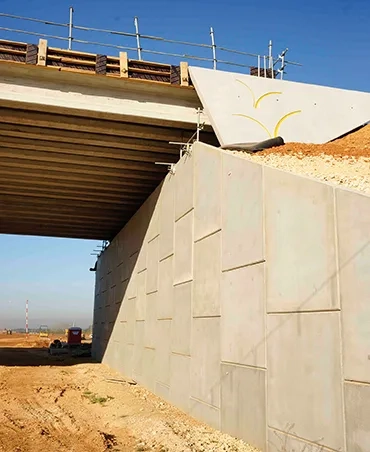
[0,235,97,329]
[0,0,369,328]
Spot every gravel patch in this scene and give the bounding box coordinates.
[229,124,370,194]
[237,152,370,194]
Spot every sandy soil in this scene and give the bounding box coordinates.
[0,334,259,452]
[232,124,370,194]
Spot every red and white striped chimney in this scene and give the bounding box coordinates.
[25,299,29,335]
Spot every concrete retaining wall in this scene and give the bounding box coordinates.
[92,142,370,452]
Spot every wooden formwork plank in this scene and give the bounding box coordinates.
[48,46,97,58]
[37,39,47,66]
[180,62,189,87]
[119,52,129,78]
[0,48,25,56]
[130,67,171,76]
[47,55,96,66]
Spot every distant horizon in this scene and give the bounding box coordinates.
[0,315,93,331]
[0,235,97,331]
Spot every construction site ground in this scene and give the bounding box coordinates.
[0,334,258,452]
[236,124,370,194]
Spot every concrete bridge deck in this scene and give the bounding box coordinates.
[0,40,217,239]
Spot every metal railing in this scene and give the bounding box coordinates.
[0,8,302,79]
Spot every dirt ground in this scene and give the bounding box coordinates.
[0,334,259,452]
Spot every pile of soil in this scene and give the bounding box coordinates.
[233,124,370,194]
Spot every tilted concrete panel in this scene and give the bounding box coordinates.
[344,381,370,451]
[267,312,344,451]
[146,184,162,243]
[221,263,266,368]
[155,319,171,386]
[157,255,174,320]
[170,353,191,413]
[144,292,157,349]
[159,175,175,260]
[189,66,370,146]
[135,270,147,321]
[190,398,220,431]
[126,252,139,300]
[175,154,194,221]
[142,347,156,392]
[146,236,159,294]
[172,281,192,356]
[118,280,131,321]
[193,232,221,317]
[267,428,332,452]
[191,317,221,408]
[222,153,264,271]
[133,320,144,381]
[265,168,338,312]
[122,344,134,377]
[221,364,267,451]
[155,382,170,402]
[174,211,194,284]
[336,188,370,383]
[193,142,222,240]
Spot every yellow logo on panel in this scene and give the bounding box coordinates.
[233,79,301,138]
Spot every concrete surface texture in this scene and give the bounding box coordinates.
[93,141,370,452]
[189,66,370,146]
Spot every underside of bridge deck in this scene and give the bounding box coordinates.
[0,101,218,240]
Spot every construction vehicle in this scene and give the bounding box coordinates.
[49,327,91,357]
[39,325,49,338]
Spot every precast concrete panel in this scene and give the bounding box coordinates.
[193,142,222,240]
[155,382,170,402]
[221,263,266,368]
[193,232,221,317]
[158,255,174,319]
[189,66,370,146]
[336,188,370,383]
[267,312,344,451]
[155,319,171,386]
[174,211,194,284]
[135,270,147,321]
[146,185,161,243]
[221,364,267,451]
[267,428,331,452]
[175,154,194,221]
[159,175,175,260]
[264,167,338,312]
[142,347,156,392]
[191,317,221,408]
[189,398,220,431]
[344,381,370,452]
[221,153,264,271]
[172,281,192,356]
[133,320,144,382]
[170,353,191,413]
[144,292,157,349]
[146,235,159,294]
[122,343,134,377]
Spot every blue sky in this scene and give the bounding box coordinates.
[0,0,369,90]
[0,235,97,329]
[0,0,369,328]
